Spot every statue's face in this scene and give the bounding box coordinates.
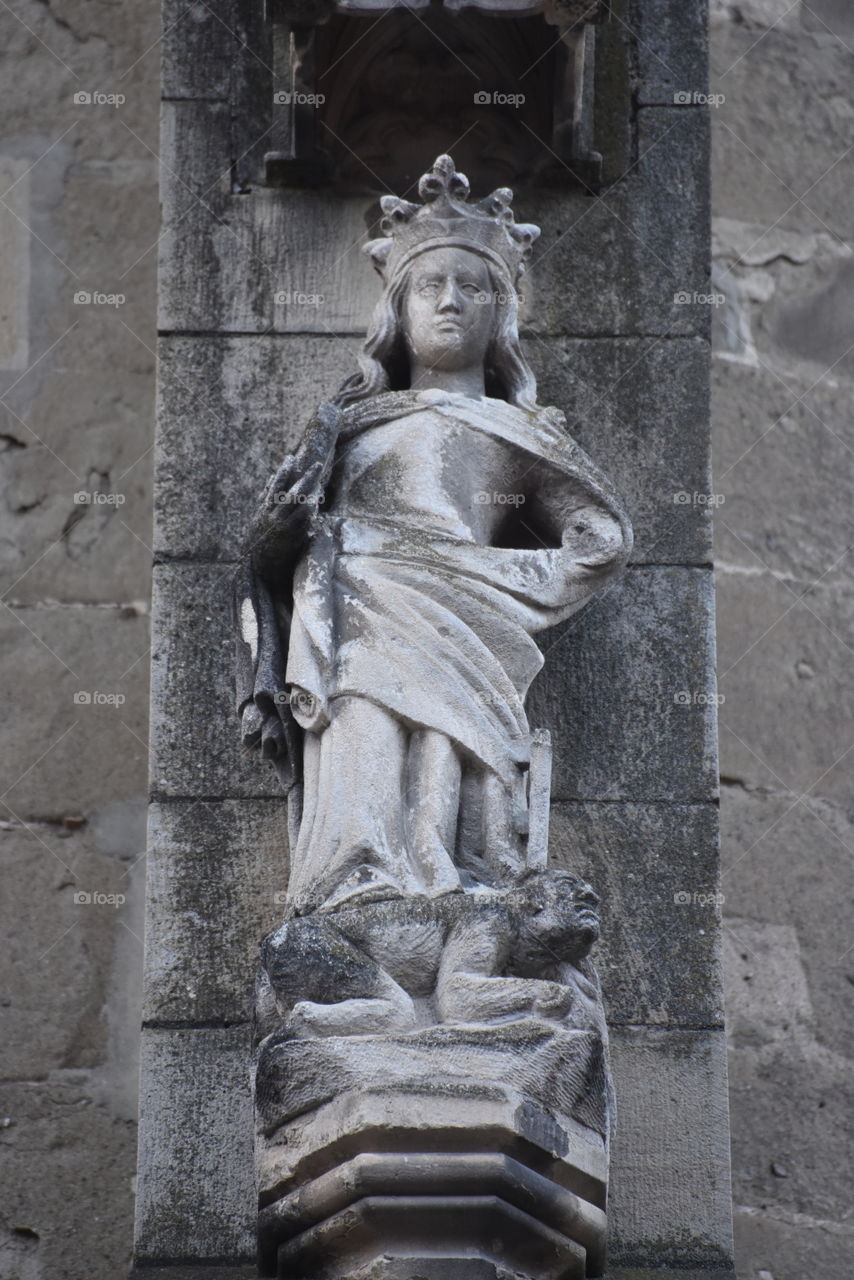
[402,247,495,375]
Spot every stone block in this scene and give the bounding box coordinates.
[530,567,718,803]
[158,102,379,334]
[631,0,709,106]
[720,785,854,1060]
[149,562,280,799]
[711,358,854,587]
[133,1026,256,1264]
[0,602,150,819]
[154,335,359,561]
[143,798,286,1024]
[607,1028,734,1270]
[155,335,709,566]
[727,1032,854,1227]
[550,802,723,1028]
[716,570,854,803]
[0,1073,137,1279]
[710,26,854,239]
[527,109,710,338]
[531,337,712,566]
[158,107,708,339]
[0,817,143,1079]
[732,1204,854,1280]
[161,0,236,101]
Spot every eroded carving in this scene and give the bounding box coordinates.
[237,154,630,1279]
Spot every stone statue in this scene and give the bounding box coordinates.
[236,155,631,1280]
[236,154,632,918]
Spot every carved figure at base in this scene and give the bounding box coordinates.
[258,869,605,1040]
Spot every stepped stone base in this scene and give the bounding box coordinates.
[256,1025,610,1279]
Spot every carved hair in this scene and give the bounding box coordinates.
[332,255,539,411]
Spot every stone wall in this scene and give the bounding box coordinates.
[0,0,158,1275]
[0,2,850,1279]
[710,2,854,1275]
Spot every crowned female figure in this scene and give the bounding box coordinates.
[235,155,632,917]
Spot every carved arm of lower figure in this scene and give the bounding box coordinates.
[435,909,574,1025]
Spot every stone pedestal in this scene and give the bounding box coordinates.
[256,1031,609,1279]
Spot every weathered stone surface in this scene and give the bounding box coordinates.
[716,570,854,803]
[530,567,718,803]
[156,334,709,566]
[711,358,854,586]
[158,101,378,334]
[158,107,708,339]
[151,564,718,806]
[608,1028,734,1269]
[711,25,854,240]
[721,786,854,1061]
[550,802,723,1028]
[149,562,280,799]
[527,109,710,338]
[133,1026,256,1263]
[732,1203,854,1280]
[727,1009,854,1228]
[0,1073,138,1278]
[154,335,359,561]
[131,1267,256,1279]
[532,336,712,566]
[632,0,709,106]
[0,602,150,819]
[0,816,144,1078]
[143,798,286,1024]
[161,0,236,101]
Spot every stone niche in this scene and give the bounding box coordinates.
[264,0,610,192]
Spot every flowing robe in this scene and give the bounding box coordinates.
[236,390,631,914]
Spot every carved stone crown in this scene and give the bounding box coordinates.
[363,154,541,288]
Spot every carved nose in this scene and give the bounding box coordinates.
[437,283,462,312]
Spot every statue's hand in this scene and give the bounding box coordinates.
[531,981,574,1020]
